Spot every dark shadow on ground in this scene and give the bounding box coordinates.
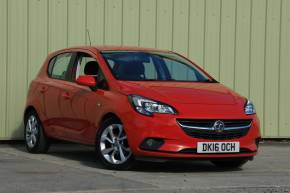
[9,142,242,173]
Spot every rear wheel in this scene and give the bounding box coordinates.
[96,117,134,170]
[211,159,248,169]
[24,110,50,153]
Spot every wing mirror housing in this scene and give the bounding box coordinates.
[76,75,97,87]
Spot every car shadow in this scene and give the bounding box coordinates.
[10,142,242,173]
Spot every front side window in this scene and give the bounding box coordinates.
[76,54,98,78]
[101,51,212,82]
[75,52,107,89]
[49,53,72,80]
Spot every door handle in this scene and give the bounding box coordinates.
[39,86,47,93]
[62,92,71,99]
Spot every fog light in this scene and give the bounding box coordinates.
[140,138,164,150]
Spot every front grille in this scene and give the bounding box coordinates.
[177,119,252,140]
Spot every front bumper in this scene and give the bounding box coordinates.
[121,111,261,159]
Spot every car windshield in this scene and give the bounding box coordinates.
[101,51,214,82]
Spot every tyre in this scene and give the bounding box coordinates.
[24,110,50,153]
[211,159,248,169]
[96,117,134,170]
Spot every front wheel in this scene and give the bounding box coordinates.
[211,159,248,169]
[96,117,134,170]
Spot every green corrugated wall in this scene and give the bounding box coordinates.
[0,0,289,139]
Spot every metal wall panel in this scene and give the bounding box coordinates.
[204,0,221,79]
[6,0,28,138]
[139,0,156,47]
[0,0,7,139]
[105,0,122,45]
[249,0,267,135]
[279,0,290,137]
[156,0,173,50]
[219,0,236,89]
[188,0,205,67]
[172,0,189,56]
[68,0,86,47]
[28,0,48,83]
[0,0,289,139]
[86,0,105,45]
[123,0,140,46]
[264,0,281,137]
[235,0,251,97]
[48,0,68,51]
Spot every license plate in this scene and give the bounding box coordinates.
[197,142,240,153]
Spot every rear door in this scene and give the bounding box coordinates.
[42,52,76,138]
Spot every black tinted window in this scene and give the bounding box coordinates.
[75,52,108,90]
[101,51,211,82]
[76,54,98,78]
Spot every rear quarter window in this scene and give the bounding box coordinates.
[48,53,72,81]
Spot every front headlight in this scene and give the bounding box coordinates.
[128,95,177,116]
[244,99,256,115]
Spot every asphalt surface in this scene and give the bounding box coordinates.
[0,142,290,193]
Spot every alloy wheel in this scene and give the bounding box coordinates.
[100,124,132,165]
[25,115,39,148]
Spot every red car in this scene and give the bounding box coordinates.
[24,46,261,170]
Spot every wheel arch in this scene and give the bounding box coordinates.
[100,112,121,122]
[95,112,122,141]
[97,112,121,130]
[24,106,37,122]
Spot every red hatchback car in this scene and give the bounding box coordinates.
[24,46,261,170]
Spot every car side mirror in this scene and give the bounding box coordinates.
[76,75,97,87]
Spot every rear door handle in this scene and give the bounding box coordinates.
[39,86,48,93]
[62,92,71,99]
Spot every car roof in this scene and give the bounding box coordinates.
[57,45,171,53]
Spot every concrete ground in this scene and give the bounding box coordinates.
[0,142,289,193]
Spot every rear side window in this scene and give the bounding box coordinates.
[48,53,72,80]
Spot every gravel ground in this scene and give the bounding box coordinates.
[0,142,289,193]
